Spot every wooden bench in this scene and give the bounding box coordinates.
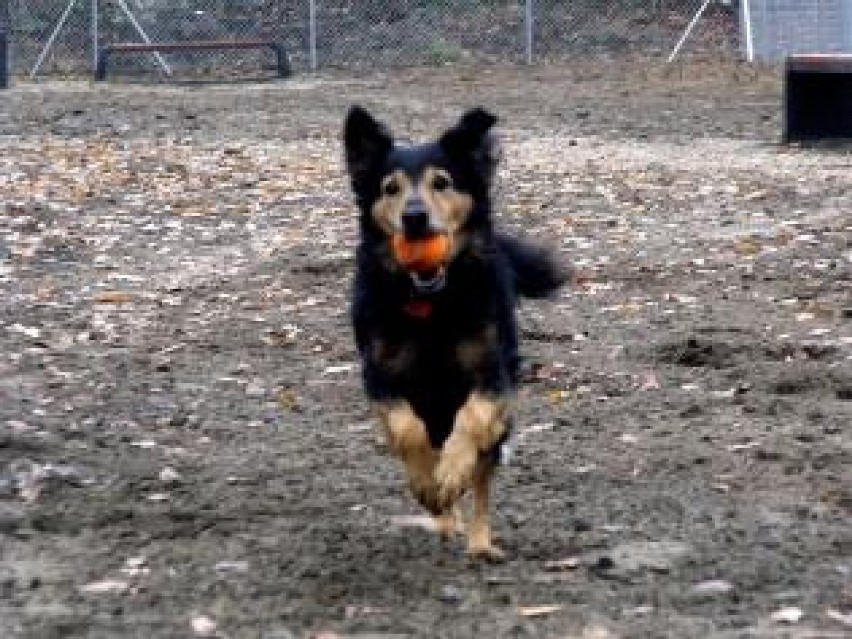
[784,54,852,142]
[95,39,291,81]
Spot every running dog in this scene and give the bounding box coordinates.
[344,106,567,559]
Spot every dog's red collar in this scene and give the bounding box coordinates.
[402,299,433,319]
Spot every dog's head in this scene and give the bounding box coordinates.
[344,106,498,292]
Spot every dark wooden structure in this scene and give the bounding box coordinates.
[784,54,852,142]
[95,39,290,81]
[0,32,7,89]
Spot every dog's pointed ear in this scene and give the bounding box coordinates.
[439,108,499,182]
[440,108,497,151]
[344,106,393,180]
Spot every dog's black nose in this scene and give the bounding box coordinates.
[401,204,431,239]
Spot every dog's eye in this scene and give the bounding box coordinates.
[432,174,451,192]
[383,180,400,196]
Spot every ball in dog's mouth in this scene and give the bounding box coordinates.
[390,233,450,293]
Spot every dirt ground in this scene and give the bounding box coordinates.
[1,58,850,639]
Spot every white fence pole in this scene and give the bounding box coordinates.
[667,0,712,63]
[742,0,754,62]
[91,0,98,72]
[31,0,78,78]
[309,0,317,71]
[524,0,533,64]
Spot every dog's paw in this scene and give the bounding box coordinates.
[434,435,477,508]
[466,542,506,563]
[433,508,463,540]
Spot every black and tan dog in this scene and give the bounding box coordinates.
[344,106,566,559]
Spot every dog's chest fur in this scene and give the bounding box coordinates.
[356,248,518,447]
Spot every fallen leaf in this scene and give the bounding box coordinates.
[277,389,301,411]
[518,604,562,617]
[191,614,218,636]
[93,291,134,303]
[519,421,554,438]
[120,555,150,577]
[159,467,182,484]
[344,605,388,619]
[582,625,617,639]
[711,388,736,399]
[638,371,660,390]
[7,420,34,433]
[771,606,803,624]
[7,324,41,339]
[734,237,761,256]
[826,609,852,627]
[543,556,581,571]
[214,561,249,574]
[389,514,436,531]
[322,364,354,375]
[608,540,690,572]
[131,440,158,449]
[691,579,734,595]
[79,580,130,594]
[546,388,568,403]
[571,464,597,474]
[727,441,760,452]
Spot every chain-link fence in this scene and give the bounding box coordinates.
[6,1,310,78]
[2,1,850,79]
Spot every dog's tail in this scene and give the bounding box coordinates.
[497,233,570,299]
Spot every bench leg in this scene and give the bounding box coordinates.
[271,44,291,78]
[95,49,108,81]
[0,32,7,89]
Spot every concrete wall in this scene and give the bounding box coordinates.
[743,0,852,60]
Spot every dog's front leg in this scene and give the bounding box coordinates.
[434,392,508,557]
[375,400,449,523]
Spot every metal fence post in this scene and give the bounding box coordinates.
[524,0,533,65]
[309,0,317,71]
[742,0,755,62]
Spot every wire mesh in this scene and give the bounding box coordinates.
[14,1,846,79]
[531,0,739,59]
[312,1,527,68]
[7,0,308,79]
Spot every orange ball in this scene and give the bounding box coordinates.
[391,233,450,271]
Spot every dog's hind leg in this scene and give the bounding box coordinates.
[466,460,504,561]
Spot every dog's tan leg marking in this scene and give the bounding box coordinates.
[467,462,504,561]
[434,392,508,508]
[375,401,441,514]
